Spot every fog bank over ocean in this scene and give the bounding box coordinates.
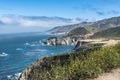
[0,15,87,34]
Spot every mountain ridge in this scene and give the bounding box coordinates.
[48,22,92,34]
[48,16,120,34]
[91,16,120,30]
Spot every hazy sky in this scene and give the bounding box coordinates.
[0,0,120,20]
[0,0,120,34]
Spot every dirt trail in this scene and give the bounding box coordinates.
[81,39,120,80]
[94,69,120,80]
[79,39,119,47]
[103,39,118,47]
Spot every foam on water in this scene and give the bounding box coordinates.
[41,43,45,46]
[7,73,21,80]
[25,42,30,46]
[0,52,8,57]
[25,48,47,56]
[30,44,36,47]
[16,48,23,51]
[31,49,46,52]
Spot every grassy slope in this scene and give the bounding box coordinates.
[68,27,90,36]
[20,43,120,80]
[91,27,120,38]
[84,26,99,33]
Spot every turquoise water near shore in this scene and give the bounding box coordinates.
[0,33,74,80]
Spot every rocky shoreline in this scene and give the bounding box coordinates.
[44,35,88,46]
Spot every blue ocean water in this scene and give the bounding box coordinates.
[0,32,74,80]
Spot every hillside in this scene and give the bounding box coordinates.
[48,16,120,34]
[68,27,90,36]
[91,26,120,38]
[18,43,120,80]
[90,16,120,30]
[48,22,91,34]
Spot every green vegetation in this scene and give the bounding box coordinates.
[84,26,99,33]
[91,26,120,38]
[68,27,90,36]
[25,43,120,80]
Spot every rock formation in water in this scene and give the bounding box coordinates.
[44,35,87,46]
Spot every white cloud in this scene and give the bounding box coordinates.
[0,16,13,24]
[0,15,87,34]
[0,15,85,27]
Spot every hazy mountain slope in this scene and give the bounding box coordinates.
[91,26,120,38]
[48,22,91,34]
[91,16,120,30]
[48,16,120,34]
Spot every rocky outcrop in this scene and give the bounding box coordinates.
[44,35,87,46]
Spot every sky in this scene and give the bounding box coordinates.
[0,0,120,34]
[0,0,120,20]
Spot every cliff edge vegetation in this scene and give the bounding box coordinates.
[19,42,120,80]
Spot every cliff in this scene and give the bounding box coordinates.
[18,43,120,80]
[44,35,88,46]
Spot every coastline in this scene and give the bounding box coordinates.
[18,31,120,80]
[0,33,74,80]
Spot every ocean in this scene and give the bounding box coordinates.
[0,32,74,80]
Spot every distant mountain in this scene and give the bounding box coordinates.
[90,16,120,30]
[68,27,90,36]
[48,22,92,34]
[91,26,120,38]
[48,16,120,34]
